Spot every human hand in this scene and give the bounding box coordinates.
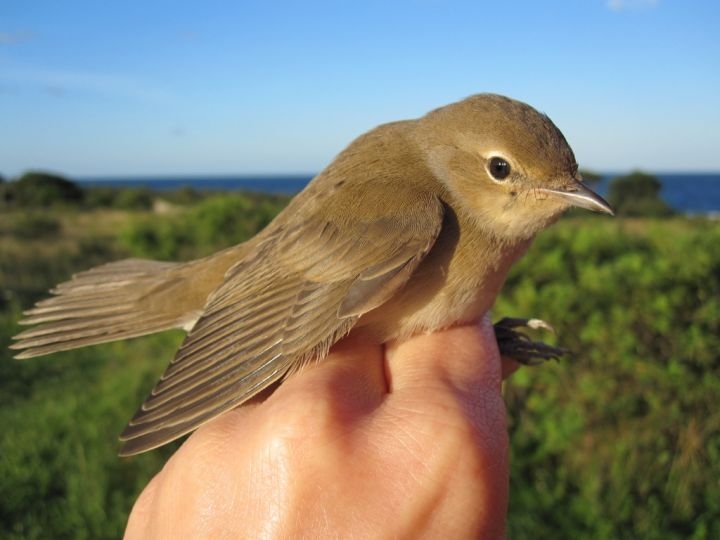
[125,315,517,539]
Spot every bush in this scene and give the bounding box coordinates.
[161,186,204,205]
[0,313,180,539]
[82,187,155,211]
[579,169,603,184]
[112,188,154,211]
[6,214,62,240]
[607,171,675,217]
[498,218,719,539]
[120,192,288,260]
[2,171,84,208]
[82,187,118,208]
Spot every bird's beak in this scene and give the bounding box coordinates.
[539,181,614,215]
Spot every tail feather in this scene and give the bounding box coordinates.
[50,259,179,292]
[11,259,199,359]
[12,317,182,359]
[21,303,135,324]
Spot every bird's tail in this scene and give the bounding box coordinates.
[11,257,219,359]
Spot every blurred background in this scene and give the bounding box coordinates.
[1,1,719,538]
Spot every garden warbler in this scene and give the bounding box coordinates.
[11,94,613,455]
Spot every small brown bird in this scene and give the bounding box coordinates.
[11,94,612,455]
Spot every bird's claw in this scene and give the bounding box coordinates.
[493,317,570,366]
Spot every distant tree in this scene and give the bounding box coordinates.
[579,169,603,185]
[607,170,675,217]
[5,171,84,207]
[113,187,154,210]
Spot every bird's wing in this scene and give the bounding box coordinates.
[119,192,445,455]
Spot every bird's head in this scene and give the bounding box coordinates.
[415,93,613,240]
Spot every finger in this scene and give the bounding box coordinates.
[385,315,502,395]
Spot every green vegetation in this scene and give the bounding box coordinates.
[0,187,290,539]
[1,171,84,208]
[1,180,718,538]
[121,191,287,260]
[498,218,719,539]
[0,171,213,212]
[5,213,62,240]
[579,169,603,184]
[608,171,675,217]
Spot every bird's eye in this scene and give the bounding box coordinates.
[488,157,511,181]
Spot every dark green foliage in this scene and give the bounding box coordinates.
[0,309,180,539]
[0,232,121,311]
[579,169,603,184]
[161,186,204,205]
[1,171,84,208]
[111,188,154,211]
[78,186,117,208]
[83,187,154,210]
[120,192,288,260]
[2,213,62,240]
[608,171,675,217]
[1,174,206,212]
[0,193,717,538]
[498,219,719,539]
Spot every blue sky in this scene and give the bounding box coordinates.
[1,0,718,178]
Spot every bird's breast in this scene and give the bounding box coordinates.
[357,217,533,342]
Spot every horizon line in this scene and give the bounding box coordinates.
[4,169,720,181]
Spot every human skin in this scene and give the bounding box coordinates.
[125,315,518,539]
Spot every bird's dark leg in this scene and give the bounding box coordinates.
[493,317,570,366]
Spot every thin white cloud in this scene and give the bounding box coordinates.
[0,31,35,45]
[178,31,200,42]
[0,66,177,104]
[607,0,659,11]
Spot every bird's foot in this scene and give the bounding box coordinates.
[493,317,570,366]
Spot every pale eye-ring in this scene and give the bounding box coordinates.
[488,156,511,180]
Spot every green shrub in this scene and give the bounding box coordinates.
[0,311,180,539]
[120,192,288,260]
[5,213,62,240]
[82,187,118,208]
[607,171,675,217]
[2,171,84,208]
[499,218,719,539]
[113,188,154,211]
[579,169,603,184]
[161,186,204,205]
[82,187,155,211]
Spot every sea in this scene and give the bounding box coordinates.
[76,173,720,215]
